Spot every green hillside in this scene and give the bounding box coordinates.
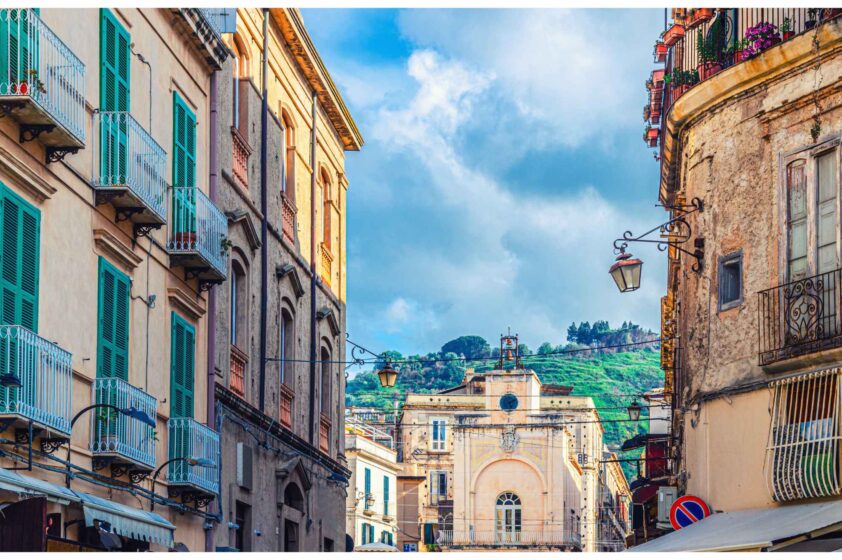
[346,332,664,481]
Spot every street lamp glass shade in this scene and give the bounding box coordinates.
[609,252,643,293]
[120,406,156,429]
[187,457,216,468]
[377,364,398,388]
[627,401,642,422]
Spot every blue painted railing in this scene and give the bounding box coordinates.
[0,325,72,436]
[90,377,157,470]
[167,187,228,278]
[167,417,219,495]
[0,9,86,143]
[92,111,168,223]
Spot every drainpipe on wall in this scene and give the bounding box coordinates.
[308,90,318,445]
[205,67,219,554]
[258,8,269,413]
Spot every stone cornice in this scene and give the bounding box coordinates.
[0,144,56,202]
[93,228,143,271]
[167,286,206,321]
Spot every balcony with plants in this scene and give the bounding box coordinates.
[92,111,168,235]
[167,186,228,287]
[643,8,842,148]
[89,376,158,476]
[166,416,220,500]
[0,8,86,163]
[0,325,72,438]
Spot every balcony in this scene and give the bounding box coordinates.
[197,8,233,39]
[282,195,295,244]
[758,269,842,367]
[167,187,228,287]
[166,417,220,498]
[231,127,249,191]
[92,111,167,235]
[0,325,71,437]
[280,385,293,428]
[437,529,581,550]
[319,414,331,453]
[0,9,85,163]
[765,368,841,502]
[229,345,246,397]
[90,376,157,473]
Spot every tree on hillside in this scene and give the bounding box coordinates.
[518,343,532,356]
[441,335,491,359]
[537,342,555,355]
[374,350,404,371]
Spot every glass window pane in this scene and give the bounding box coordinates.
[790,221,808,261]
[818,152,837,202]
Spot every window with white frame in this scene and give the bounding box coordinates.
[430,470,447,505]
[430,417,447,451]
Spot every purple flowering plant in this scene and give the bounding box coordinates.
[743,21,781,58]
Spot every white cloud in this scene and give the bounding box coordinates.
[354,48,665,350]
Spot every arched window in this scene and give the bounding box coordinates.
[321,168,332,251]
[280,307,294,386]
[282,111,295,198]
[495,492,521,544]
[230,35,249,131]
[320,346,331,414]
[284,482,305,512]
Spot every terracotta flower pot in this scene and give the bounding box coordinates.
[175,232,197,247]
[783,31,795,40]
[698,61,722,81]
[734,50,744,64]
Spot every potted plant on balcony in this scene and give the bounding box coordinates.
[781,17,795,41]
[643,125,659,148]
[643,104,651,122]
[744,22,782,58]
[726,37,750,64]
[96,408,121,451]
[662,23,685,47]
[687,8,715,28]
[654,40,668,62]
[805,8,819,29]
[697,28,723,81]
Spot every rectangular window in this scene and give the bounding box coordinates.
[96,257,130,379]
[430,470,447,505]
[0,182,39,332]
[383,475,389,516]
[431,417,447,451]
[717,252,742,311]
[170,312,195,418]
[361,523,368,545]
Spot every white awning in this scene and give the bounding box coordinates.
[78,491,175,547]
[0,469,78,505]
[628,501,842,552]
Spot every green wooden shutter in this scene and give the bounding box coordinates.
[0,9,38,90]
[96,257,129,380]
[384,475,389,515]
[0,183,39,332]
[172,92,197,237]
[170,312,195,418]
[99,9,130,183]
[364,467,371,495]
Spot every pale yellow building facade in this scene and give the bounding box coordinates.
[0,8,228,551]
[396,364,617,552]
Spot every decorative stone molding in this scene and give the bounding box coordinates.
[317,306,340,338]
[0,144,56,202]
[225,209,261,252]
[167,286,206,321]
[92,228,143,271]
[276,263,305,298]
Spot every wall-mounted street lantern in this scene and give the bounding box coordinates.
[377,364,398,388]
[610,197,705,293]
[627,401,642,422]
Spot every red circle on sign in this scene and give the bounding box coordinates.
[669,495,712,530]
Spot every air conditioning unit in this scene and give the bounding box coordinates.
[236,442,253,491]
[657,486,677,528]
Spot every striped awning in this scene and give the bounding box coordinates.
[0,468,175,547]
[77,491,175,547]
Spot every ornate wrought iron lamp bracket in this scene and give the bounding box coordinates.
[345,333,384,371]
[613,197,705,273]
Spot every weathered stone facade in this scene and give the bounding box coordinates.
[662,17,842,512]
[210,8,362,552]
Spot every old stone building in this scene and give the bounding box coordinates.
[0,7,227,551]
[633,8,842,551]
[395,340,623,552]
[211,8,362,552]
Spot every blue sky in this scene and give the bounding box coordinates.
[302,9,668,356]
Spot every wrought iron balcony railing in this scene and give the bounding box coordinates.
[758,269,842,366]
[90,376,157,471]
[0,9,86,161]
[437,529,581,549]
[197,8,233,39]
[167,417,220,496]
[0,325,72,436]
[93,111,168,229]
[765,368,841,502]
[167,187,228,284]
